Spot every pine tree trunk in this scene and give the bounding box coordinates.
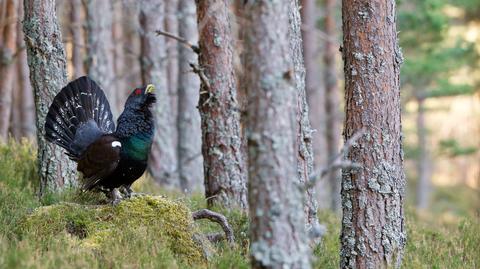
[341,0,406,268]
[23,0,77,194]
[70,0,85,78]
[17,0,35,138]
[288,0,319,230]
[139,0,179,188]
[0,0,17,141]
[177,0,203,192]
[416,97,430,209]
[245,2,311,268]
[300,0,329,209]
[323,0,342,212]
[86,0,118,117]
[9,68,20,139]
[112,0,126,109]
[18,69,36,137]
[196,0,247,209]
[165,0,179,141]
[115,1,141,108]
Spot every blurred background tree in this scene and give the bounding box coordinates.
[398,0,479,210]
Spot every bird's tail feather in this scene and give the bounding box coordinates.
[45,76,115,159]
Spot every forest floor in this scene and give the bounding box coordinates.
[0,140,478,268]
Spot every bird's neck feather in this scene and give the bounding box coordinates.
[114,108,154,161]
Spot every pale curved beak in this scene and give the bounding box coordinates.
[145,84,155,94]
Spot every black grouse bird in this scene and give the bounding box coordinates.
[45,76,156,202]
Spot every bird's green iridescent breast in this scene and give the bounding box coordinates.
[121,133,153,161]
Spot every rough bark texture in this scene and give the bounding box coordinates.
[231,0,249,211]
[23,0,77,194]
[196,0,247,209]
[0,0,17,140]
[341,1,406,268]
[70,0,85,78]
[177,0,203,192]
[288,0,319,230]
[245,2,311,268]
[324,0,342,212]
[139,0,178,188]
[415,97,430,209]
[86,0,118,117]
[300,0,329,208]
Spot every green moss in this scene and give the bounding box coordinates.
[19,195,211,266]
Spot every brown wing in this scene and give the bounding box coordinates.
[77,135,121,190]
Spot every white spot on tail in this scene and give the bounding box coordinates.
[112,141,121,148]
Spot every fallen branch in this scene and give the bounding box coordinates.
[192,209,235,245]
[204,232,225,243]
[155,29,200,54]
[307,130,365,189]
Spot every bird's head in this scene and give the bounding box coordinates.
[125,84,156,110]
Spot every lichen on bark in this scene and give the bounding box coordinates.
[196,0,247,210]
[245,1,311,268]
[23,0,77,195]
[288,0,321,235]
[340,0,406,268]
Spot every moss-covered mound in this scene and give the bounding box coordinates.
[19,195,211,266]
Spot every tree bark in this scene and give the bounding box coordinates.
[16,0,35,139]
[9,7,20,139]
[341,1,406,268]
[86,0,118,117]
[244,2,311,268]
[23,0,77,194]
[70,0,85,79]
[115,1,142,108]
[165,0,179,129]
[300,0,329,208]
[415,97,430,209]
[0,0,17,141]
[112,0,125,109]
[288,0,319,231]
[10,71,20,139]
[177,0,203,192]
[139,0,179,188]
[196,0,247,210]
[323,0,342,212]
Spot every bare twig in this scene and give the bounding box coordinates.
[192,209,235,245]
[155,29,200,54]
[307,130,365,189]
[155,29,211,92]
[190,63,211,90]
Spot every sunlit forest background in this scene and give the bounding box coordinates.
[0,0,479,268]
[399,0,479,216]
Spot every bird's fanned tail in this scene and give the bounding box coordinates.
[45,76,115,160]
